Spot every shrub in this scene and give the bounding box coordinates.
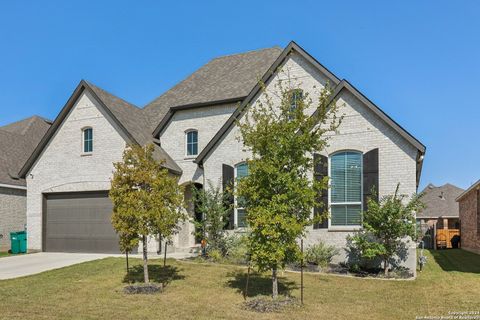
[192,182,231,252]
[223,234,249,265]
[208,248,223,263]
[304,242,339,268]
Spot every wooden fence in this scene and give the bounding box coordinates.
[436,229,460,249]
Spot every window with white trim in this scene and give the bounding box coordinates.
[330,151,362,226]
[83,128,93,153]
[186,130,198,156]
[235,162,248,228]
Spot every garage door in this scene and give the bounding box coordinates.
[44,192,121,253]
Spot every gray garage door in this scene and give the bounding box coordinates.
[44,192,121,253]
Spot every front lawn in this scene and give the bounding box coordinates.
[0,249,478,320]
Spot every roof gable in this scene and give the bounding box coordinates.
[194,41,425,168]
[19,81,181,177]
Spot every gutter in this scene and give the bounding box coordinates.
[0,183,27,190]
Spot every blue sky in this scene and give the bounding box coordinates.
[0,1,478,190]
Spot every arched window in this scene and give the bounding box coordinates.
[82,128,93,153]
[185,130,198,156]
[330,151,362,226]
[235,162,249,228]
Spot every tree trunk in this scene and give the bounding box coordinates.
[142,235,149,284]
[163,241,167,267]
[244,264,251,301]
[272,267,278,299]
[384,257,389,277]
[126,251,129,274]
[300,238,304,305]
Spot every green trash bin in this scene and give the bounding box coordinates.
[17,231,27,253]
[10,232,20,254]
[10,231,27,254]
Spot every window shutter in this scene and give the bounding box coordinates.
[222,164,235,230]
[313,153,328,229]
[363,148,379,211]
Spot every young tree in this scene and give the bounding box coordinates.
[237,78,341,299]
[349,184,424,276]
[110,144,185,283]
[192,181,231,253]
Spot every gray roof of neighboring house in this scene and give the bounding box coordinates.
[417,183,465,218]
[0,116,51,187]
[144,47,283,132]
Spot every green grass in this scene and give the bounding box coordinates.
[0,252,11,258]
[0,249,479,320]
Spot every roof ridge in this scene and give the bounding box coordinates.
[84,80,142,111]
[143,46,283,111]
[210,46,282,61]
[143,66,203,110]
[20,116,40,135]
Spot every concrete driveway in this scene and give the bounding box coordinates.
[0,252,116,280]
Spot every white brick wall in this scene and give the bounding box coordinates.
[159,103,237,250]
[26,91,127,251]
[202,52,418,273]
[160,103,237,185]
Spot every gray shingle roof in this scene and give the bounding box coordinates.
[417,183,465,218]
[143,47,283,130]
[0,116,51,186]
[84,48,284,173]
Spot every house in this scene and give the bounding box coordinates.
[0,116,51,251]
[456,180,480,255]
[18,41,426,273]
[416,183,464,249]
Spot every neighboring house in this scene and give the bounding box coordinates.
[18,41,426,273]
[416,183,464,248]
[0,116,51,251]
[456,180,480,255]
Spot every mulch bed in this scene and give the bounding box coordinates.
[123,283,163,294]
[242,296,299,313]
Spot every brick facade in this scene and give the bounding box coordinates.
[458,188,480,254]
[23,46,423,274]
[26,91,128,251]
[202,52,418,273]
[0,187,26,251]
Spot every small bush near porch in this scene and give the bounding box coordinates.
[0,249,478,320]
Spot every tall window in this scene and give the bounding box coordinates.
[290,89,303,112]
[330,151,362,226]
[235,162,248,228]
[186,130,198,156]
[83,128,93,153]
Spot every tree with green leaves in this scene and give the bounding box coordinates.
[110,144,185,283]
[192,181,231,253]
[348,184,424,276]
[237,79,342,299]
